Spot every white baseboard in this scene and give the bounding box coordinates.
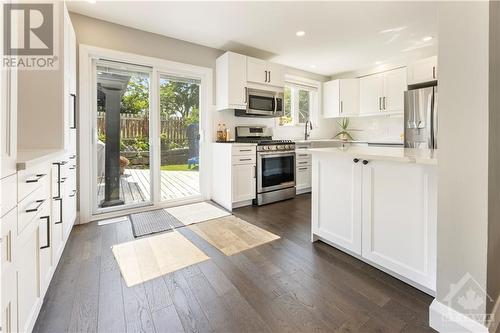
[429,299,488,333]
[488,296,500,333]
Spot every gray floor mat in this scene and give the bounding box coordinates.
[130,209,183,237]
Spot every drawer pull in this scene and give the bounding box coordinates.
[69,155,76,160]
[26,199,45,213]
[5,230,12,262]
[298,167,308,171]
[238,149,252,152]
[54,198,63,224]
[298,154,308,157]
[40,216,50,249]
[53,160,68,166]
[239,158,252,161]
[69,165,76,170]
[298,161,308,165]
[60,177,67,183]
[69,189,77,197]
[26,174,47,183]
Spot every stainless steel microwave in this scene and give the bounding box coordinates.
[235,88,284,117]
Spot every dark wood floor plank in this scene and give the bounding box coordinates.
[151,305,185,333]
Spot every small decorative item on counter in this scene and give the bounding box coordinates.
[217,123,224,141]
[222,123,227,141]
[333,117,354,141]
[225,127,231,141]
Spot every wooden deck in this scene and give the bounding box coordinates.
[97,169,199,206]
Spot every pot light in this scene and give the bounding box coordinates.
[309,64,316,69]
[296,31,305,37]
[422,36,433,42]
[375,61,382,65]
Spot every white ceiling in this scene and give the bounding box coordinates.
[68,1,438,76]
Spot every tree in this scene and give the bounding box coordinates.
[121,76,149,115]
[160,80,199,121]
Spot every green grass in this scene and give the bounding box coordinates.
[160,164,198,171]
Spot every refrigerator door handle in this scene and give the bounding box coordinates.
[431,87,438,149]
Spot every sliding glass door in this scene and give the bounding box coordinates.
[158,74,201,202]
[93,60,153,213]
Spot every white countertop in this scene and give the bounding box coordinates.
[294,138,404,145]
[307,146,437,165]
[17,149,66,170]
[214,141,257,146]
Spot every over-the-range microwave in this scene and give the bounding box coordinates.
[235,88,284,118]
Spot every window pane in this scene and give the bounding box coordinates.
[298,89,310,123]
[280,86,292,126]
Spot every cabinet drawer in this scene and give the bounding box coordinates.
[232,154,256,165]
[296,155,311,167]
[295,143,311,150]
[232,146,256,156]
[296,165,312,189]
[18,186,49,236]
[18,166,50,202]
[0,174,17,217]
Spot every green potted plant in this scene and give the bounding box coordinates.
[333,117,354,141]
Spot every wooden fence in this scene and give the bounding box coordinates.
[97,112,188,145]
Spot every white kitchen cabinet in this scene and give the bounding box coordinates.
[296,165,312,192]
[232,164,256,203]
[359,68,407,115]
[212,143,256,211]
[361,160,437,290]
[17,219,40,333]
[1,208,18,333]
[323,79,359,118]
[247,56,285,87]
[383,67,407,113]
[1,66,18,179]
[311,152,437,293]
[407,56,438,85]
[312,154,362,255]
[216,52,247,111]
[359,72,385,115]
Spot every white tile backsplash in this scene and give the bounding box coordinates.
[346,115,404,142]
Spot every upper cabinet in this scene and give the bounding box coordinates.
[216,52,285,111]
[247,56,285,87]
[407,56,438,85]
[323,79,359,118]
[359,67,407,115]
[1,65,18,179]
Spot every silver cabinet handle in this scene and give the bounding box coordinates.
[298,154,308,157]
[26,199,45,213]
[298,167,308,171]
[432,66,436,79]
[298,161,308,165]
[40,216,50,249]
[239,149,252,152]
[383,97,386,110]
[264,70,268,83]
[26,174,47,183]
[244,87,247,103]
[379,97,382,110]
[340,101,343,114]
[268,71,271,83]
[54,198,63,224]
[239,158,252,161]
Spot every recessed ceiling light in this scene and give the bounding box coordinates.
[375,61,382,65]
[296,31,305,37]
[309,64,316,69]
[422,36,433,42]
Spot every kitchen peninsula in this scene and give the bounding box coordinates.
[309,146,437,294]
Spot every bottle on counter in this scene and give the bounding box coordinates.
[222,124,227,141]
[217,124,224,142]
[225,127,231,141]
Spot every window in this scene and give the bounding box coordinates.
[279,81,318,126]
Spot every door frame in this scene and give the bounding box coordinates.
[79,45,213,223]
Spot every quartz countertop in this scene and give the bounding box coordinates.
[294,138,404,145]
[307,146,437,165]
[213,141,257,146]
[17,149,66,170]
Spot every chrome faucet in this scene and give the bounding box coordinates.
[304,120,313,140]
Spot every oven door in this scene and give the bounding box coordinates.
[257,152,295,193]
[247,90,276,116]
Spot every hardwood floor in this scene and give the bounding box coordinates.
[33,194,435,333]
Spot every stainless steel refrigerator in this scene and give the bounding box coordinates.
[404,86,438,149]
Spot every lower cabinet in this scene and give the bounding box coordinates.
[312,155,362,254]
[232,163,256,203]
[312,155,437,292]
[361,160,437,290]
[1,208,18,333]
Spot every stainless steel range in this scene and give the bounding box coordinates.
[235,126,296,206]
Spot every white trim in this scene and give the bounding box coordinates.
[79,45,213,223]
[429,299,488,333]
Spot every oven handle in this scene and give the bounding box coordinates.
[258,152,296,158]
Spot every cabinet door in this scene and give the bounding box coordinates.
[383,67,407,113]
[1,208,18,333]
[267,62,285,87]
[359,73,384,115]
[232,164,256,203]
[361,161,437,290]
[407,56,437,85]
[216,52,247,110]
[17,222,40,333]
[1,67,17,178]
[69,23,77,94]
[339,79,360,116]
[312,155,362,254]
[322,80,340,118]
[296,165,312,190]
[247,57,268,85]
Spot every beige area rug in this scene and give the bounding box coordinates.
[165,201,231,226]
[112,231,209,287]
[188,215,280,256]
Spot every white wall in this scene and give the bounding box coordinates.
[435,0,490,323]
